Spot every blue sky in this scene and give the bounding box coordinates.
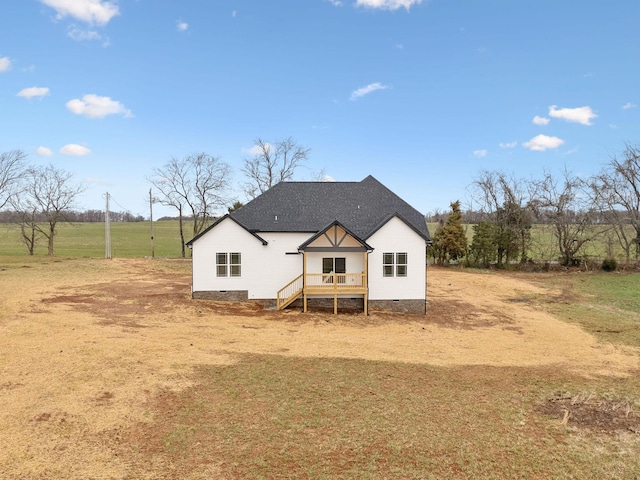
[1,0,639,218]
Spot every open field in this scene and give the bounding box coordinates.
[1,258,639,478]
[1,220,638,262]
[0,221,188,258]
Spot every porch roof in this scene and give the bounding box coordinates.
[297,220,373,252]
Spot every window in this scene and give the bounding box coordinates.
[216,252,241,277]
[396,252,407,277]
[322,257,346,284]
[323,257,345,274]
[383,252,407,277]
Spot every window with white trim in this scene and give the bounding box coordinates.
[383,252,407,277]
[216,252,241,277]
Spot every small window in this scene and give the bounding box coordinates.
[396,252,407,277]
[383,252,394,277]
[216,252,241,277]
[230,253,241,277]
[383,252,407,277]
[323,257,334,274]
[216,253,228,277]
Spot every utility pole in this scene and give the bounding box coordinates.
[149,188,155,258]
[105,192,112,259]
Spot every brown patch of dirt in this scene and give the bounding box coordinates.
[537,393,640,434]
[426,297,521,331]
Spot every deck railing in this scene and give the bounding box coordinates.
[277,273,367,310]
[304,273,365,289]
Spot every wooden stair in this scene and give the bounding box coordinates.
[276,274,303,310]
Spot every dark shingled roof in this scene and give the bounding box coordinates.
[230,175,430,242]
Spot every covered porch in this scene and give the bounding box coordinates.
[276,221,372,314]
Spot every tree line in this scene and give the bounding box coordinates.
[0,137,311,256]
[429,144,640,268]
[0,210,144,224]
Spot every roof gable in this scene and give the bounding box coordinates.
[186,214,268,247]
[230,175,430,242]
[297,220,373,252]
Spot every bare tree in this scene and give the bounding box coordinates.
[534,169,606,266]
[242,137,310,199]
[15,164,85,256]
[0,150,28,210]
[150,153,231,257]
[469,170,534,265]
[11,207,41,255]
[591,144,640,263]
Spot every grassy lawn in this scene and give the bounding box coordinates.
[0,220,189,257]
[126,357,640,479]
[525,271,640,349]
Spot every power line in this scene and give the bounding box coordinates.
[106,193,146,219]
[105,192,112,259]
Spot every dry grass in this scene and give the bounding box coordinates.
[1,259,639,479]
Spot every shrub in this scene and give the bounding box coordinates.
[602,258,618,272]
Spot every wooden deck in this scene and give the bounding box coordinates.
[277,273,368,314]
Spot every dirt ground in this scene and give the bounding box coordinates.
[0,259,638,478]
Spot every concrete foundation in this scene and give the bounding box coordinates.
[193,292,426,315]
[368,299,426,314]
[192,290,248,301]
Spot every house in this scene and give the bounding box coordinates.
[186,175,431,314]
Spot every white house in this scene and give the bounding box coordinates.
[186,175,432,314]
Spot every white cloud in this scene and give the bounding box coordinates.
[36,146,54,156]
[66,94,132,119]
[60,144,91,156]
[499,141,518,149]
[319,175,336,182]
[350,82,389,101]
[327,0,343,5]
[84,177,108,185]
[242,144,273,156]
[523,134,565,152]
[40,0,119,26]
[623,102,636,110]
[473,149,488,158]
[356,0,423,10]
[17,86,50,99]
[532,115,550,126]
[67,26,106,44]
[177,20,189,31]
[0,56,11,72]
[548,105,597,126]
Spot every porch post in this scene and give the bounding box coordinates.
[333,264,338,314]
[303,251,308,313]
[364,251,369,316]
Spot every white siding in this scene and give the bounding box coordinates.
[366,217,426,300]
[191,218,309,299]
[304,252,365,274]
